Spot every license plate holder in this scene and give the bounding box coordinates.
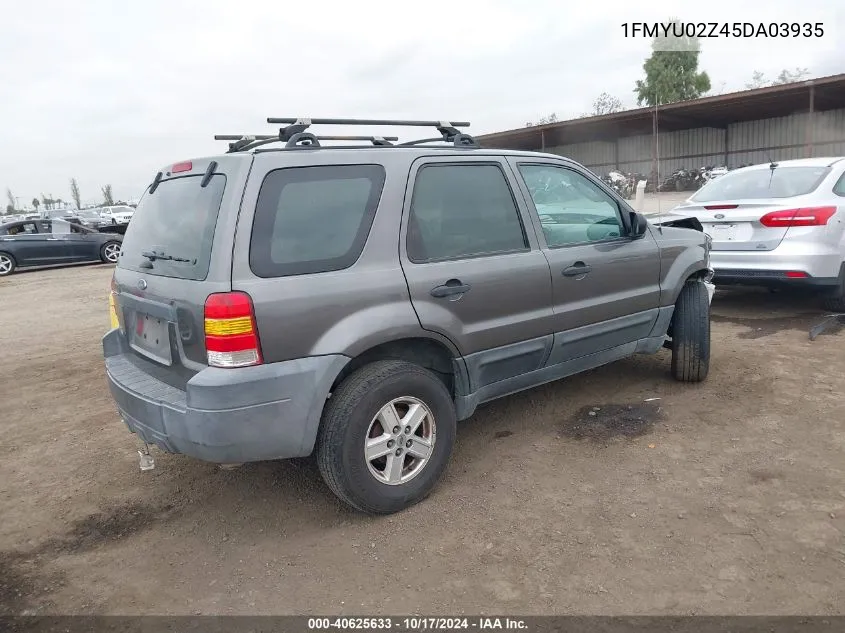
[705,223,739,241]
[130,312,173,365]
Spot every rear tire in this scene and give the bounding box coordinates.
[822,269,845,312]
[0,252,16,276]
[100,241,121,263]
[316,360,456,515]
[671,280,710,382]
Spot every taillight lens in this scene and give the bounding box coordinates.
[109,275,120,331]
[760,206,837,228]
[204,292,262,368]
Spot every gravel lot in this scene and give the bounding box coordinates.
[1,263,844,616]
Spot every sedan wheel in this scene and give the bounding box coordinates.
[0,253,15,276]
[102,242,121,263]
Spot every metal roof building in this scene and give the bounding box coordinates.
[476,73,845,180]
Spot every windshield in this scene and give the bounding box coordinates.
[691,166,830,202]
[117,174,226,280]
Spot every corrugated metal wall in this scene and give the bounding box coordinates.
[545,108,845,179]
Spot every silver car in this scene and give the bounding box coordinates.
[664,157,845,310]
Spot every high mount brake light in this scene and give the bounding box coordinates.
[204,292,262,368]
[171,161,193,173]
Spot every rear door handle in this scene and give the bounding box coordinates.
[562,262,592,277]
[430,280,472,298]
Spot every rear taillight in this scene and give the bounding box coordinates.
[108,275,120,331]
[204,292,262,368]
[760,206,837,228]
[704,204,738,210]
[785,271,809,278]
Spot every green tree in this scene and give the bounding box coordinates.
[580,92,624,117]
[593,92,623,115]
[525,113,558,127]
[6,188,15,211]
[746,68,810,89]
[772,67,810,85]
[101,184,114,206]
[634,19,711,106]
[70,178,82,210]
[745,70,767,90]
[5,204,13,214]
[32,198,40,212]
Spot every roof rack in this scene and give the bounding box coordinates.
[214,133,399,152]
[215,117,478,152]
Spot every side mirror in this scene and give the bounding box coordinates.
[629,211,648,238]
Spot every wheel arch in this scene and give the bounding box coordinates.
[329,336,466,399]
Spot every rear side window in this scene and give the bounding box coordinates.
[250,165,386,278]
[833,172,845,197]
[692,166,830,202]
[118,174,226,281]
[407,164,528,263]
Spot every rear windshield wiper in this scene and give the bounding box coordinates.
[140,250,195,263]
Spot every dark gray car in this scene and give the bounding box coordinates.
[103,118,714,514]
[0,218,123,275]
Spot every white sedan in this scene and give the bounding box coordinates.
[658,157,845,310]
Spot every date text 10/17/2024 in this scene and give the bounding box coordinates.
[621,22,824,39]
[307,617,529,630]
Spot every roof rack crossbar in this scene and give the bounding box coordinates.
[265,117,474,145]
[214,117,476,152]
[266,117,470,127]
[215,133,400,152]
[214,134,399,142]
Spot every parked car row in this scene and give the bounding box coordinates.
[1,205,135,228]
[0,217,123,276]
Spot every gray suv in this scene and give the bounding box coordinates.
[103,118,714,514]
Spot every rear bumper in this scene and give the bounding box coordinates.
[103,329,348,463]
[710,246,844,289]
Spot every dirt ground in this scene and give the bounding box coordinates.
[1,263,844,616]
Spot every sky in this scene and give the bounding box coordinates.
[1,0,843,207]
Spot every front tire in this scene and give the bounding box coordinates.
[316,360,456,514]
[671,280,711,382]
[0,252,16,276]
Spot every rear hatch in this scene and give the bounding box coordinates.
[672,164,833,251]
[110,155,252,389]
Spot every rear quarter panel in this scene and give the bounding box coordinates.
[230,150,459,363]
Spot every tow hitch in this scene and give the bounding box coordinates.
[138,442,155,471]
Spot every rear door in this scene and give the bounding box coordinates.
[110,155,252,386]
[10,221,62,265]
[65,223,102,260]
[507,158,661,364]
[400,156,555,389]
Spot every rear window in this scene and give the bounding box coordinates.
[249,165,386,277]
[692,166,830,202]
[118,174,226,281]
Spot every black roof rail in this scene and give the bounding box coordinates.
[264,117,478,149]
